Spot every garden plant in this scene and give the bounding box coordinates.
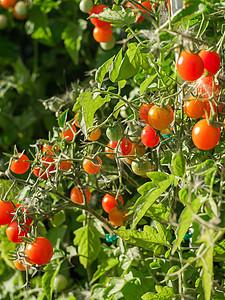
[0,0,225,299]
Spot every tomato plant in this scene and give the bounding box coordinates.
[141,126,159,147]
[124,143,146,164]
[106,124,123,141]
[25,237,53,265]
[184,97,206,119]
[192,119,220,150]
[6,220,30,243]
[93,26,113,43]
[83,156,102,174]
[108,207,129,226]
[196,74,220,99]
[70,187,91,204]
[89,5,111,28]
[176,51,204,81]
[100,36,116,50]
[148,105,174,130]
[88,128,101,141]
[131,160,154,176]
[33,156,55,179]
[42,143,59,155]
[120,137,132,155]
[102,194,124,213]
[54,274,68,292]
[105,140,118,159]
[198,49,221,75]
[10,153,30,174]
[59,160,72,171]
[139,103,154,124]
[59,125,77,141]
[0,200,15,225]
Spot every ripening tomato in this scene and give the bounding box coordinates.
[14,258,33,271]
[88,128,101,141]
[25,237,53,265]
[192,119,220,150]
[83,156,102,174]
[10,153,30,174]
[13,1,28,20]
[196,75,220,99]
[148,105,174,130]
[74,113,80,127]
[89,5,111,28]
[177,51,204,81]
[124,143,146,164]
[102,194,124,213]
[0,14,8,29]
[6,220,30,243]
[79,0,93,13]
[59,125,77,141]
[120,137,132,156]
[70,187,91,204]
[139,103,154,124]
[59,160,72,171]
[184,97,206,119]
[0,200,15,225]
[198,49,220,75]
[93,26,113,43]
[0,0,16,8]
[54,274,68,292]
[42,143,59,156]
[33,156,55,179]
[100,35,116,50]
[141,126,159,147]
[131,160,154,176]
[106,124,123,142]
[105,140,118,159]
[108,207,129,226]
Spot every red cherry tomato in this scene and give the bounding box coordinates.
[25,237,53,265]
[93,26,113,43]
[108,207,129,226]
[124,143,146,164]
[59,125,77,141]
[196,75,220,99]
[139,103,154,124]
[105,140,118,159]
[202,100,217,119]
[141,126,159,148]
[0,200,15,225]
[198,49,220,75]
[89,5,111,28]
[42,143,59,156]
[70,187,91,204]
[184,97,206,119]
[126,0,156,22]
[6,220,30,243]
[10,153,30,174]
[0,0,16,8]
[192,119,220,150]
[148,105,174,130]
[120,137,132,155]
[33,156,55,179]
[176,51,204,81]
[83,156,102,174]
[102,194,124,213]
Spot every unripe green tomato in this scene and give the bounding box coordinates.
[106,124,123,141]
[53,274,68,292]
[131,161,154,176]
[127,126,142,143]
[14,1,28,18]
[100,35,116,50]
[79,0,94,13]
[120,106,133,119]
[0,15,8,30]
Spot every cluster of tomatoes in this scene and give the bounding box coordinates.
[177,49,222,150]
[0,200,53,271]
[0,0,28,26]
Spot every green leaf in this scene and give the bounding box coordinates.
[95,55,115,86]
[171,150,186,177]
[109,49,123,82]
[145,202,170,222]
[62,20,87,65]
[146,171,169,183]
[194,160,216,175]
[116,224,171,251]
[140,74,157,94]
[50,210,66,227]
[14,58,33,93]
[142,286,175,300]
[92,6,137,27]
[42,261,62,300]
[91,258,119,284]
[74,224,101,269]
[58,109,68,128]
[0,226,16,269]
[132,175,174,228]
[33,0,62,13]
[172,198,202,254]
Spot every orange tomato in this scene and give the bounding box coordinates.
[83,156,102,174]
[59,125,77,141]
[70,187,91,204]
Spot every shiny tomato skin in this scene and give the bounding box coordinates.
[108,207,129,226]
[148,105,174,130]
[196,75,220,99]
[93,26,112,43]
[70,187,91,204]
[192,119,220,150]
[59,160,72,171]
[14,258,33,271]
[198,50,220,75]
[90,5,111,28]
[105,140,118,159]
[126,0,156,22]
[33,156,55,179]
[177,51,204,82]
[141,126,159,147]
[10,153,30,174]
[102,194,124,213]
[25,237,53,265]
[88,128,101,141]
[0,200,15,225]
[131,160,154,176]
[139,103,154,124]
[83,156,102,174]
[59,125,77,141]
[106,124,123,142]
[6,220,30,243]
[202,100,217,119]
[184,97,206,119]
[120,137,132,155]
[0,0,16,8]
